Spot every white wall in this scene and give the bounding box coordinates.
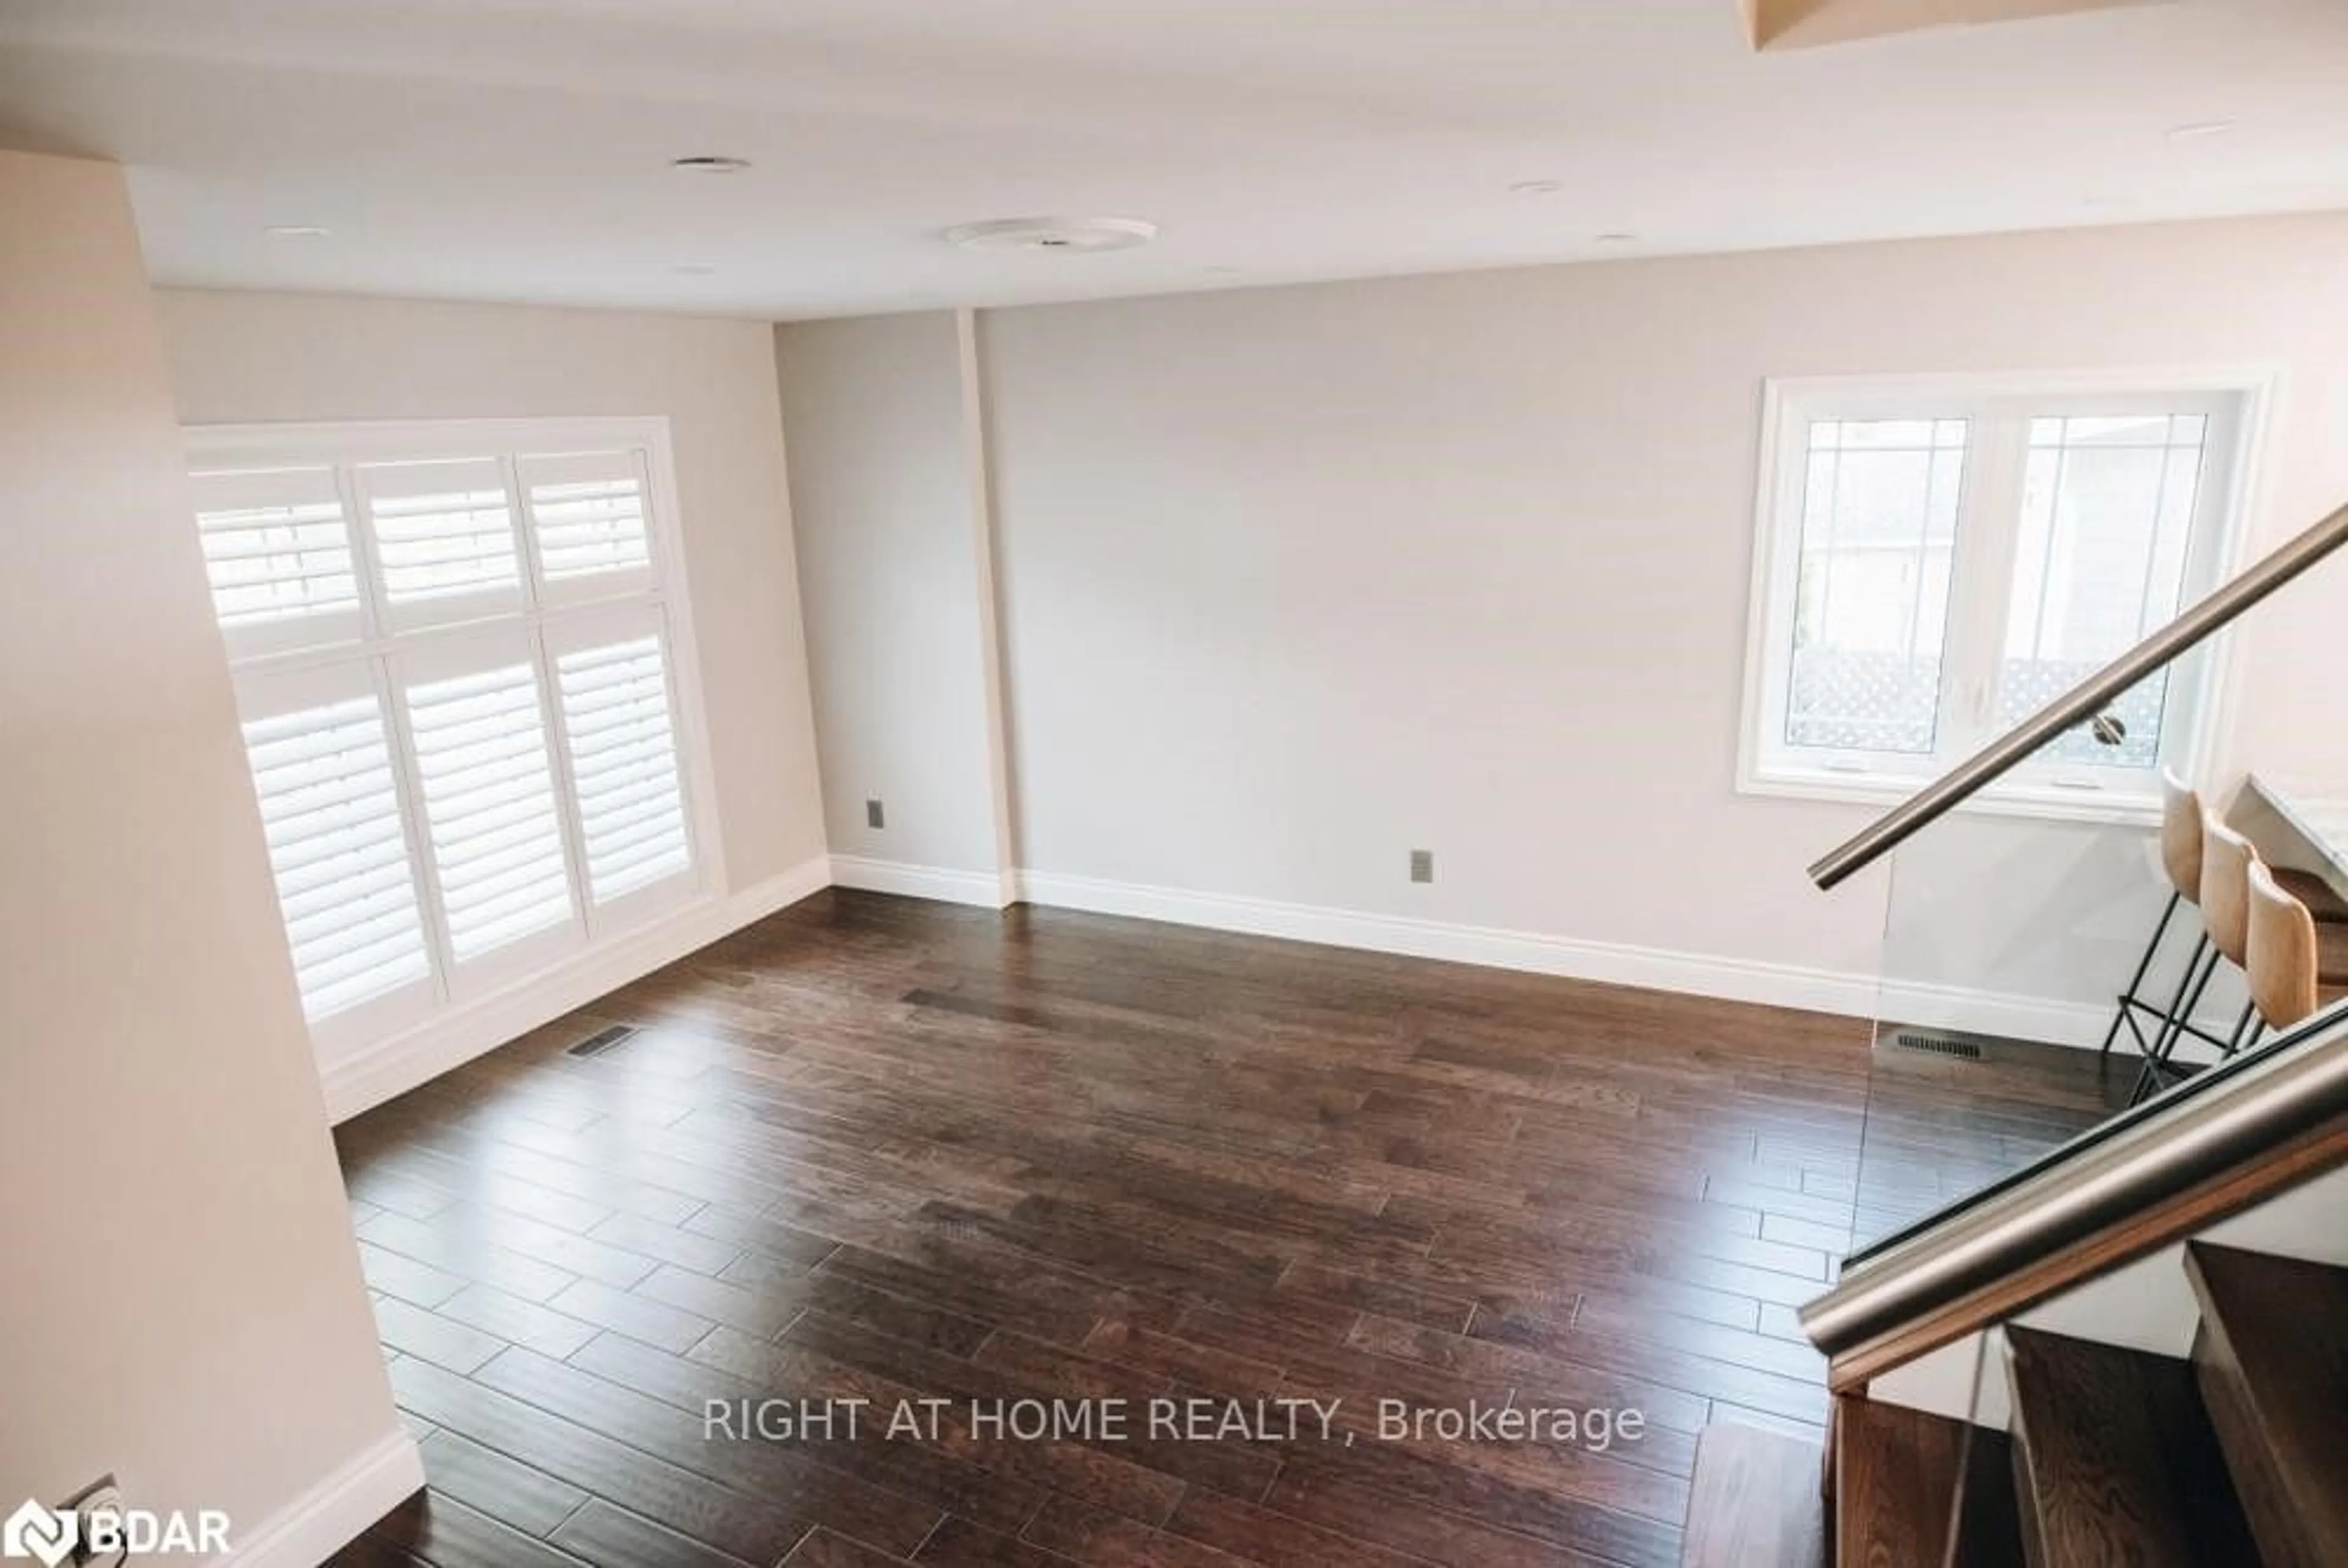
[780,211,2348,1029]
[155,287,829,898]
[777,311,1003,880]
[0,153,416,1562]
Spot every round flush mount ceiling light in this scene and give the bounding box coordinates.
[671,155,752,174]
[1509,180,1564,198]
[2166,120,2237,142]
[264,224,330,238]
[942,216,1158,254]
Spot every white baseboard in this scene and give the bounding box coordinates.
[215,1426,423,1568]
[830,854,1011,909]
[1875,979,2114,1053]
[1013,869,1885,1019]
[1011,869,2160,1051]
[320,856,832,1122]
[1881,974,2252,1056]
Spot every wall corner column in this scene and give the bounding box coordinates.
[957,306,1022,907]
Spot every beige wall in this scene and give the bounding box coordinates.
[156,287,829,896]
[0,153,407,1548]
[781,212,2348,1029]
[777,311,1002,874]
[986,215,2348,1017]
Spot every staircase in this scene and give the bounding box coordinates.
[1680,1242,2348,1566]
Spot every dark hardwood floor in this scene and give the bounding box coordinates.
[1851,1028,2131,1251]
[326,888,2093,1567]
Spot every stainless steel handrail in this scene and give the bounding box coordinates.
[1809,502,2348,891]
[1801,1009,2348,1360]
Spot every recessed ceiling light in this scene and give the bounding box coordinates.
[671,155,752,174]
[264,225,330,238]
[942,217,1157,254]
[1510,180,1564,198]
[2166,120,2237,142]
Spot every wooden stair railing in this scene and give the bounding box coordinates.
[1678,1241,2348,1566]
[1803,1015,2348,1393]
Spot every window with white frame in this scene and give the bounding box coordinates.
[186,419,715,1056]
[1739,374,2265,813]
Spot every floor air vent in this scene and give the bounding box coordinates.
[564,1023,639,1059]
[1892,1031,1984,1061]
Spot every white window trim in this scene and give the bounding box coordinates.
[1735,367,2280,826]
[186,415,729,1059]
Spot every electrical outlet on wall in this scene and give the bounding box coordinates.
[865,798,885,830]
[73,1475,128,1568]
[1409,848,1434,884]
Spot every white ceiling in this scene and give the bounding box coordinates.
[2,0,2345,320]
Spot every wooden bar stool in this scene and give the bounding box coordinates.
[2243,861,2348,1041]
[2104,776,2243,1072]
[2100,774,2216,1062]
[2132,814,2262,1105]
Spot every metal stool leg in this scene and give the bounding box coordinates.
[2101,891,2182,1061]
[2122,927,2210,1075]
[2221,1003,2260,1058]
[2132,941,2220,1106]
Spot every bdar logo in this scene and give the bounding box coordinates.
[1,1500,76,1567]
[4,1495,229,1560]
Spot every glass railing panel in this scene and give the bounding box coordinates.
[1848,878,2348,1262]
[1842,596,2348,1259]
[1827,507,2348,1272]
[1839,996,2348,1297]
[1852,812,2159,1252]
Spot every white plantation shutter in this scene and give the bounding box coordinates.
[188,467,363,655]
[358,457,525,625]
[520,450,655,600]
[550,609,693,905]
[236,670,432,1023]
[402,643,582,965]
[188,419,712,1067]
